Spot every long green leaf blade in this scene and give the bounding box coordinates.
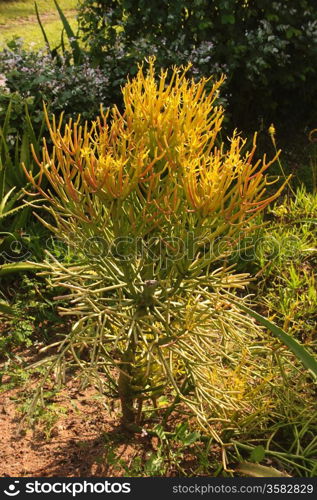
[229,299,317,380]
[0,300,16,317]
[0,187,16,215]
[2,98,12,138]
[34,1,52,53]
[54,0,82,64]
[0,157,5,200]
[237,462,290,477]
[24,102,40,159]
[0,128,13,171]
[0,262,43,277]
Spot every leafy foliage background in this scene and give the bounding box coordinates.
[78,0,317,135]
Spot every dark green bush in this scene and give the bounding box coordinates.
[0,275,69,356]
[78,0,317,135]
[0,39,110,132]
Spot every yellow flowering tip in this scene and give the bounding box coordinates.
[268,123,276,136]
[80,147,92,157]
[308,128,317,143]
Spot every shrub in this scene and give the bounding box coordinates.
[22,60,305,451]
[87,37,227,110]
[0,275,69,357]
[0,93,50,266]
[253,186,317,344]
[0,39,110,135]
[78,0,317,135]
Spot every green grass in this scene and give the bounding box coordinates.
[252,186,317,344]
[0,0,78,20]
[0,0,79,49]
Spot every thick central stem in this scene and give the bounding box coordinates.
[118,338,136,429]
[118,284,157,430]
[118,367,135,427]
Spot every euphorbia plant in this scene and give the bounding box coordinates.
[24,59,286,447]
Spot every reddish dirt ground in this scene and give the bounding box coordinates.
[0,341,220,478]
[0,344,156,477]
[0,385,150,477]
[0,383,155,477]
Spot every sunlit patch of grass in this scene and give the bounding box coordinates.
[252,186,317,344]
[0,0,78,49]
[0,17,78,50]
[0,0,78,22]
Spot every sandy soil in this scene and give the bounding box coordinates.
[0,351,153,477]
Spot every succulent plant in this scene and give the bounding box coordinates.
[24,59,286,449]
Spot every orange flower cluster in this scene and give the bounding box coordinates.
[25,58,284,237]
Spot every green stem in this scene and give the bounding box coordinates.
[118,337,137,430]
